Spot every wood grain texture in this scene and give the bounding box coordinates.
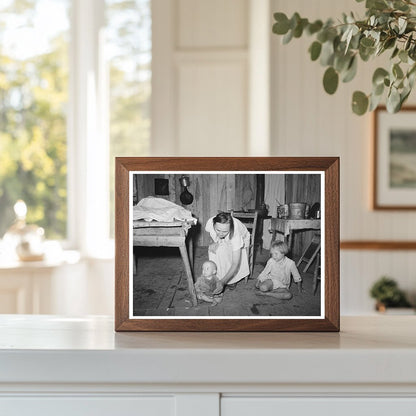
[341,241,416,250]
[115,159,131,331]
[325,157,340,332]
[115,157,340,332]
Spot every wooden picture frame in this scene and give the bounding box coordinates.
[115,157,339,331]
[373,106,416,210]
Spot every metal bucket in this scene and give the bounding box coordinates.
[289,203,308,219]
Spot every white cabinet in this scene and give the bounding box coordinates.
[1,316,416,415]
[222,398,416,416]
[1,397,175,416]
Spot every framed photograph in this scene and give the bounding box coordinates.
[115,157,339,331]
[373,106,416,210]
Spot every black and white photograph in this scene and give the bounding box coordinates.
[130,172,324,318]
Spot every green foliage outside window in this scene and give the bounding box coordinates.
[0,0,151,240]
[0,1,69,238]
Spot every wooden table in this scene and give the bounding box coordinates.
[133,220,197,306]
[270,218,321,251]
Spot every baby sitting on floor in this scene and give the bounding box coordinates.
[194,260,223,305]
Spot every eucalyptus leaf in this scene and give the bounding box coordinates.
[396,80,404,89]
[289,12,301,31]
[399,50,408,63]
[407,64,416,88]
[393,63,404,79]
[398,17,407,34]
[359,44,375,61]
[352,91,369,115]
[369,30,381,44]
[323,67,339,94]
[273,13,290,35]
[342,56,358,82]
[282,29,294,44]
[293,18,308,38]
[408,63,416,77]
[373,82,385,96]
[366,0,388,10]
[347,13,356,24]
[369,92,383,111]
[383,37,396,50]
[307,20,323,35]
[320,40,335,66]
[360,37,375,48]
[309,41,322,61]
[408,71,416,88]
[317,28,329,43]
[334,51,353,73]
[350,32,361,49]
[386,87,401,112]
[400,85,411,105]
[341,26,352,43]
[391,47,399,59]
[345,25,359,52]
[393,0,409,12]
[372,68,389,85]
[409,45,416,60]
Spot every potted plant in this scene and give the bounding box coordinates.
[369,276,413,312]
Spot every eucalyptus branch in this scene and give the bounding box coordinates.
[272,0,416,115]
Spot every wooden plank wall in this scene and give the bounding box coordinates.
[285,174,321,258]
[133,174,258,246]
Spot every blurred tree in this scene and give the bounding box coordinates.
[0,0,69,238]
[0,0,151,240]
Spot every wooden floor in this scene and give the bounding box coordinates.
[133,246,321,317]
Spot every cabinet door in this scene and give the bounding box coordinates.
[222,397,416,416]
[1,396,174,416]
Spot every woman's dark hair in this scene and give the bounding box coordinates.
[212,212,234,239]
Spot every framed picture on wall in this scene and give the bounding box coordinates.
[373,106,416,209]
[115,157,339,332]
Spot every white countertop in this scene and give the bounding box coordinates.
[0,315,416,386]
[0,315,415,388]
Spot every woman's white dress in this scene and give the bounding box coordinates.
[205,216,250,285]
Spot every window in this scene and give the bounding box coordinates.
[0,0,151,252]
[0,0,70,239]
[106,0,151,237]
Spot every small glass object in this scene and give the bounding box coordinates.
[3,200,45,261]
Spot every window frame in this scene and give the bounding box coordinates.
[67,0,112,257]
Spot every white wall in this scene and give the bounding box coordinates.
[270,0,416,313]
[152,0,269,156]
[39,0,416,316]
[152,0,416,314]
